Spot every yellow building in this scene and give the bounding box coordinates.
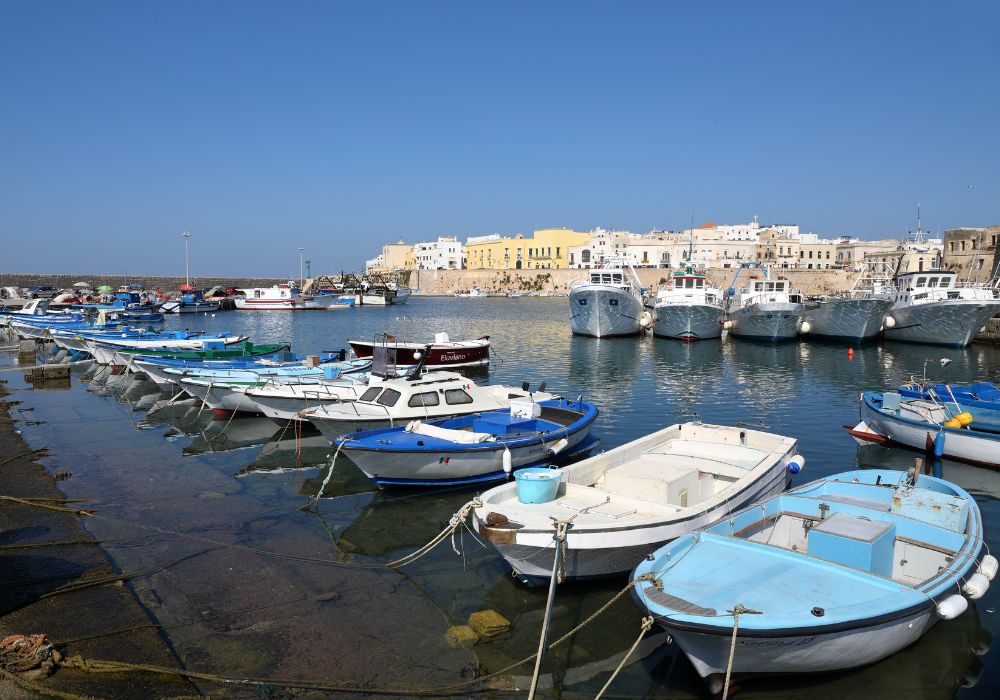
[367,240,414,273]
[466,228,592,270]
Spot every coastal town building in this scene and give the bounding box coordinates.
[465,228,590,270]
[365,240,415,273]
[864,238,944,275]
[413,237,464,270]
[942,226,1000,282]
[835,237,899,271]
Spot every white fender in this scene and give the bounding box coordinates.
[722,320,733,330]
[639,311,652,328]
[963,573,990,600]
[977,554,998,581]
[547,438,569,457]
[502,446,512,476]
[799,321,812,334]
[883,315,896,329]
[936,594,968,620]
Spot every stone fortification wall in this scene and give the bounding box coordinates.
[413,268,857,296]
[0,273,288,291]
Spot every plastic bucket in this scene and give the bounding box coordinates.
[514,467,561,504]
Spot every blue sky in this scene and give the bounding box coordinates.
[2,1,998,276]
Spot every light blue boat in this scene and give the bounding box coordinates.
[133,352,365,388]
[632,469,993,693]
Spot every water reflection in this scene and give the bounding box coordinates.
[4,299,1000,697]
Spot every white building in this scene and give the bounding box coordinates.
[413,236,464,270]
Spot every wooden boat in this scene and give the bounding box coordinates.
[335,398,599,487]
[472,422,799,584]
[348,333,490,369]
[853,391,1000,469]
[632,469,993,693]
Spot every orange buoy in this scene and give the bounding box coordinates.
[848,348,854,360]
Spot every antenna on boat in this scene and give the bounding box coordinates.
[404,344,433,381]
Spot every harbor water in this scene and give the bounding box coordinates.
[4,297,999,698]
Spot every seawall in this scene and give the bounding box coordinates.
[413,268,857,296]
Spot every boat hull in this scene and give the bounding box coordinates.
[234,296,333,310]
[802,297,893,343]
[182,382,258,414]
[652,303,724,341]
[727,302,804,341]
[344,429,597,487]
[860,395,1000,468]
[883,299,1000,347]
[568,285,645,338]
[480,467,791,584]
[661,605,937,685]
[348,339,490,368]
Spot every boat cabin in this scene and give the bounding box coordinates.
[588,269,627,286]
[739,278,802,304]
[357,376,480,411]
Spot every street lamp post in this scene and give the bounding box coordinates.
[299,247,304,289]
[182,230,192,287]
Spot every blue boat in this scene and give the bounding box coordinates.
[335,398,599,487]
[632,469,994,693]
[898,381,1000,411]
[854,391,1000,469]
[131,350,357,388]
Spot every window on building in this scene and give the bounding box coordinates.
[556,247,560,258]
[581,250,591,263]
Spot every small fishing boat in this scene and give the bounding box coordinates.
[215,374,374,420]
[87,335,274,365]
[161,287,221,314]
[568,260,651,338]
[632,468,993,693]
[234,283,333,310]
[302,371,557,440]
[852,391,1000,468]
[334,398,599,487]
[472,422,799,584]
[135,354,364,389]
[348,333,490,369]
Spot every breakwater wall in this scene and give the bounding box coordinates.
[413,268,857,296]
[0,273,288,291]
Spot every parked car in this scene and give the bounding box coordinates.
[28,286,59,299]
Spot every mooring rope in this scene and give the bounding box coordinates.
[594,615,655,700]
[527,519,570,699]
[722,603,761,700]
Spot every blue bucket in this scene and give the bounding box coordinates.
[514,467,562,504]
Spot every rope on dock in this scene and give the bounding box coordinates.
[0,448,50,469]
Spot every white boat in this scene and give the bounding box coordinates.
[234,283,334,310]
[301,370,557,440]
[856,391,1000,468]
[236,377,372,421]
[472,422,799,584]
[882,270,1000,347]
[652,266,724,341]
[456,288,488,298]
[802,262,895,343]
[568,261,650,337]
[726,273,805,341]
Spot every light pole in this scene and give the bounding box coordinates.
[182,230,192,287]
[299,247,304,289]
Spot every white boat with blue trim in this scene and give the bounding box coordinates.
[632,469,993,693]
[726,274,805,342]
[854,391,1000,469]
[334,398,599,487]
